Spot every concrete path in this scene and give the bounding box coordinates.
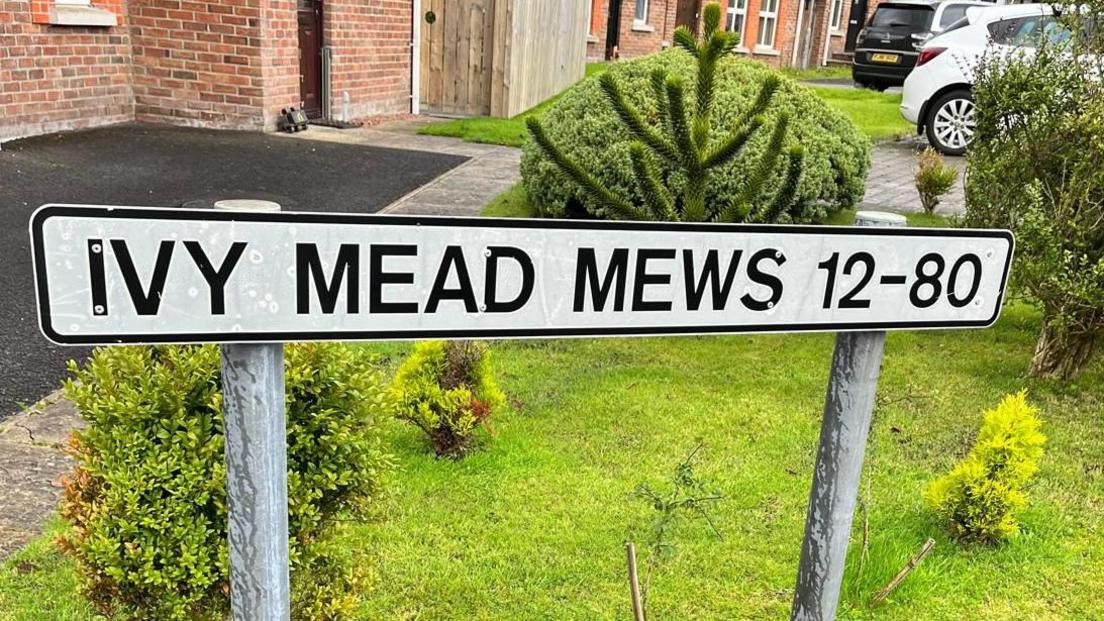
[0,392,83,560]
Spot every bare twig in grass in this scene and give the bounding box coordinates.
[627,542,646,621]
[869,538,937,607]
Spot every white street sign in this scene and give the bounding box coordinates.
[31,205,1014,345]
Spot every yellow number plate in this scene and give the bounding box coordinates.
[870,53,900,64]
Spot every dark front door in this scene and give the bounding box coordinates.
[605,0,622,60]
[675,0,699,31]
[845,0,868,51]
[297,0,323,118]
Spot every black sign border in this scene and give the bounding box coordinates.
[31,204,1015,345]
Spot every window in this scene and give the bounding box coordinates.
[635,0,648,23]
[939,4,970,29]
[727,0,748,41]
[30,0,117,25]
[869,5,934,30]
[986,15,1068,48]
[757,0,779,48]
[830,0,844,31]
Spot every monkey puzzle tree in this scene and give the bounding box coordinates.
[526,2,803,223]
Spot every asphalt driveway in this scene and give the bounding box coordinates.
[0,123,468,418]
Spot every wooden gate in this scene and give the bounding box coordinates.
[420,0,498,116]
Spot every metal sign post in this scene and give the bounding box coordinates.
[214,200,290,621]
[791,211,904,621]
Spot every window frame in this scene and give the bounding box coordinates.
[830,0,845,32]
[757,0,780,49]
[727,0,749,44]
[635,0,649,24]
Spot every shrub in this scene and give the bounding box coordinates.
[392,340,505,458]
[58,343,391,620]
[521,50,869,222]
[914,147,957,214]
[964,9,1104,379]
[527,3,804,223]
[925,391,1046,544]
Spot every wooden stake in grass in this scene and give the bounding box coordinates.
[869,538,936,607]
[627,542,646,621]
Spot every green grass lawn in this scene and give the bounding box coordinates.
[809,86,914,142]
[3,213,1102,620]
[418,63,609,148]
[420,62,912,147]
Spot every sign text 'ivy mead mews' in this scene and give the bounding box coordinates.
[31,205,1013,345]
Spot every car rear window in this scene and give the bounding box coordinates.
[939,4,971,28]
[869,5,935,30]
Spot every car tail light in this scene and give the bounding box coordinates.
[916,47,947,67]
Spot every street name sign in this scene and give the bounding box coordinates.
[31,204,1013,345]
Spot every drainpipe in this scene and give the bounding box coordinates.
[411,0,421,114]
[821,11,833,66]
[791,0,807,66]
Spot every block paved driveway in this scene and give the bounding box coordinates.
[862,138,966,215]
[0,124,467,418]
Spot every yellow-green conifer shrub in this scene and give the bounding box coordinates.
[925,391,1046,544]
[392,340,504,458]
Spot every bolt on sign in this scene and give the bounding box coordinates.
[31,205,1012,345]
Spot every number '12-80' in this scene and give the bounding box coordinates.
[817,252,982,310]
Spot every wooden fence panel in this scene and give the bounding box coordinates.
[421,0,586,118]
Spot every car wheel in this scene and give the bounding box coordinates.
[925,89,975,156]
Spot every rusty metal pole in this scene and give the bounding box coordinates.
[791,211,906,621]
[215,199,290,621]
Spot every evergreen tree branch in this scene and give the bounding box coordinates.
[735,75,781,129]
[673,26,698,55]
[629,142,677,221]
[701,2,722,39]
[599,72,681,164]
[692,115,711,152]
[755,146,805,223]
[716,114,790,221]
[737,113,790,206]
[701,115,764,169]
[665,76,701,172]
[650,69,672,135]
[683,175,708,222]
[526,117,651,221]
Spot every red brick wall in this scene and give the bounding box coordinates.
[585,0,861,68]
[128,0,268,129]
[259,0,298,128]
[324,0,412,119]
[586,0,680,61]
[1,0,132,141]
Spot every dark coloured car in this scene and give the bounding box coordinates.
[852,0,989,90]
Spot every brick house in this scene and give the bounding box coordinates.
[586,0,871,69]
[2,0,416,142]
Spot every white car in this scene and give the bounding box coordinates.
[900,3,1056,155]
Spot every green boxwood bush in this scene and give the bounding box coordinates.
[58,343,391,620]
[925,391,1046,544]
[521,51,870,221]
[392,341,504,458]
[964,17,1104,379]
